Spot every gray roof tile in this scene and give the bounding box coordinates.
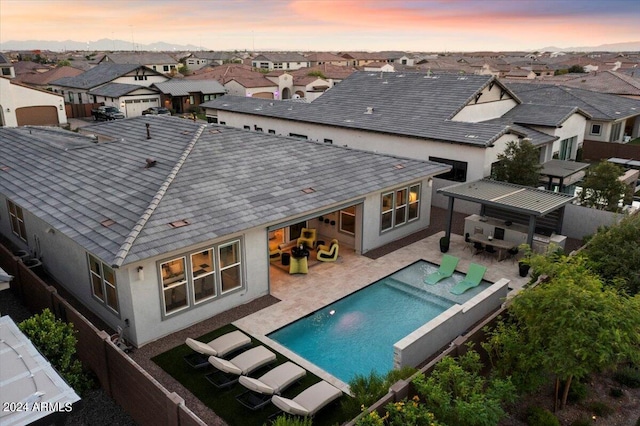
[1,117,448,267]
[51,63,148,89]
[152,80,226,96]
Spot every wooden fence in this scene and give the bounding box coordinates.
[583,139,640,161]
[0,243,206,426]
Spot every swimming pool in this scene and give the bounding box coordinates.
[268,260,491,383]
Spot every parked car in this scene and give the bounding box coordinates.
[91,106,125,121]
[142,107,171,115]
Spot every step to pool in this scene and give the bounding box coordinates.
[384,278,455,310]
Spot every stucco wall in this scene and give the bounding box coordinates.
[561,203,626,241]
[0,78,67,127]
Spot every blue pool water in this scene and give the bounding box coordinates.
[268,260,490,383]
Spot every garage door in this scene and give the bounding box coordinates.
[15,106,59,126]
[125,98,159,117]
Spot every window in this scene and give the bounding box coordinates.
[254,126,263,132]
[189,95,195,105]
[559,136,576,160]
[1,68,10,76]
[590,124,602,135]
[163,65,169,71]
[324,139,333,144]
[610,122,622,142]
[339,206,356,235]
[243,125,251,130]
[268,129,276,134]
[152,65,157,70]
[289,133,308,140]
[207,116,218,124]
[220,121,226,125]
[7,200,27,241]
[88,254,119,313]
[159,239,244,316]
[429,157,467,182]
[68,92,74,103]
[380,183,420,232]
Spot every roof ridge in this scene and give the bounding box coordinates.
[111,124,207,267]
[556,86,611,119]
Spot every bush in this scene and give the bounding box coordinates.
[569,417,592,426]
[588,401,614,417]
[269,415,313,426]
[614,366,640,388]
[343,367,417,414]
[526,406,560,426]
[19,309,95,396]
[384,397,440,426]
[565,379,588,403]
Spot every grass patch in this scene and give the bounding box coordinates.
[626,137,640,145]
[152,324,358,426]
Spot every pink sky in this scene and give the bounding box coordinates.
[1,0,639,51]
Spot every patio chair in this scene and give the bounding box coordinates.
[463,233,474,252]
[206,346,276,388]
[184,330,251,369]
[316,239,339,262]
[271,380,343,417]
[450,263,487,295]
[236,362,307,410]
[424,254,459,285]
[296,228,317,249]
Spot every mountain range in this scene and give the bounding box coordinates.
[1,38,639,53]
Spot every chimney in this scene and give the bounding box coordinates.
[146,123,151,139]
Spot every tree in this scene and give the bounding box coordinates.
[485,253,640,410]
[582,213,640,295]
[567,64,585,73]
[178,63,190,75]
[578,160,629,211]
[492,139,542,186]
[307,70,327,79]
[57,59,71,67]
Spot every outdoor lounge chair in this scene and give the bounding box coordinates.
[206,346,276,388]
[450,263,487,295]
[271,380,343,417]
[236,362,307,410]
[296,228,317,249]
[184,330,251,368]
[424,254,459,285]
[316,239,339,262]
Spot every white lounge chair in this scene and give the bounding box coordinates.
[271,380,343,417]
[184,330,251,368]
[206,346,276,388]
[236,362,307,410]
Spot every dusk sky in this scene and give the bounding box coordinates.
[2,0,639,52]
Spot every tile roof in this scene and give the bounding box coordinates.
[18,66,83,85]
[89,82,150,97]
[253,53,308,63]
[103,52,178,65]
[0,117,448,267]
[500,103,591,127]
[203,72,523,147]
[505,82,640,120]
[50,63,142,89]
[304,52,347,62]
[151,80,226,96]
[550,71,640,97]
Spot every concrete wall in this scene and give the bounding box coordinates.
[561,203,626,240]
[393,278,509,369]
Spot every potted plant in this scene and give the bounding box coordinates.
[439,236,450,253]
[517,243,532,277]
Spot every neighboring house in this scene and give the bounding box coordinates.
[305,52,349,67]
[505,82,640,143]
[89,83,162,117]
[251,53,310,71]
[50,63,169,105]
[100,52,180,75]
[151,80,226,113]
[185,63,279,98]
[185,52,244,70]
[0,53,16,78]
[0,77,67,126]
[17,65,84,89]
[0,117,449,346]
[340,52,388,67]
[363,62,395,72]
[537,70,640,100]
[201,72,563,186]
[503,69,536,80]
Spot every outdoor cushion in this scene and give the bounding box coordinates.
[208,345,275,375]
[271,380,342,417]
[239,362,306,395]
[185,330,251,357]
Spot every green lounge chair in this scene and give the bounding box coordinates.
[424,254,460,285]
[450,263,487,295]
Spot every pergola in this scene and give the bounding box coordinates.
[539,159,590,192]
[438,179,577,246]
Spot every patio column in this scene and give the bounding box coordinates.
[527,215,536,247]
[445,196,455,240]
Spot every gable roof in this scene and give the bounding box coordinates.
[549,70,640,97]
[18,65,84,86]
[253,53,308,63]
[88,82,156,98]
[50,63,145,89]
[0,117,448,267]
[102,52,178,65]
[500,103,591,127]
[151,80,226,96]
[505,82,640,121]
[203,72,525,147]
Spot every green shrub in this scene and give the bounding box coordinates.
[588,401,614,417]
[354,409,385,426]
[343,367,417,414]
[19,309,95,396]
[565,379,588,403]
[269,415,313,426]
[614,366,640,388]
[526,406,560,426]
[385,397,441,426]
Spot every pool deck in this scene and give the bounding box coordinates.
[233,230,530,392]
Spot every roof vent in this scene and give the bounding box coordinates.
[101,218,116,227]
[145,123,151,139]
[169,219,190,228]
[364,107,374,114]
[394,164,405,169]
[301,187,316,194]
[145,158,157,168]
[0,166,9,172]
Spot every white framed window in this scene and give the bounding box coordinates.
[590,124,602,135]
[7,200,27,241]
[88,254,119,313]
[610,122,622,142]
[160,257,188,314]
[559,136,576,160]
[380,183,421,232]
[191,249,215,303]
[339,206,356,235]
[219,240,242,293]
